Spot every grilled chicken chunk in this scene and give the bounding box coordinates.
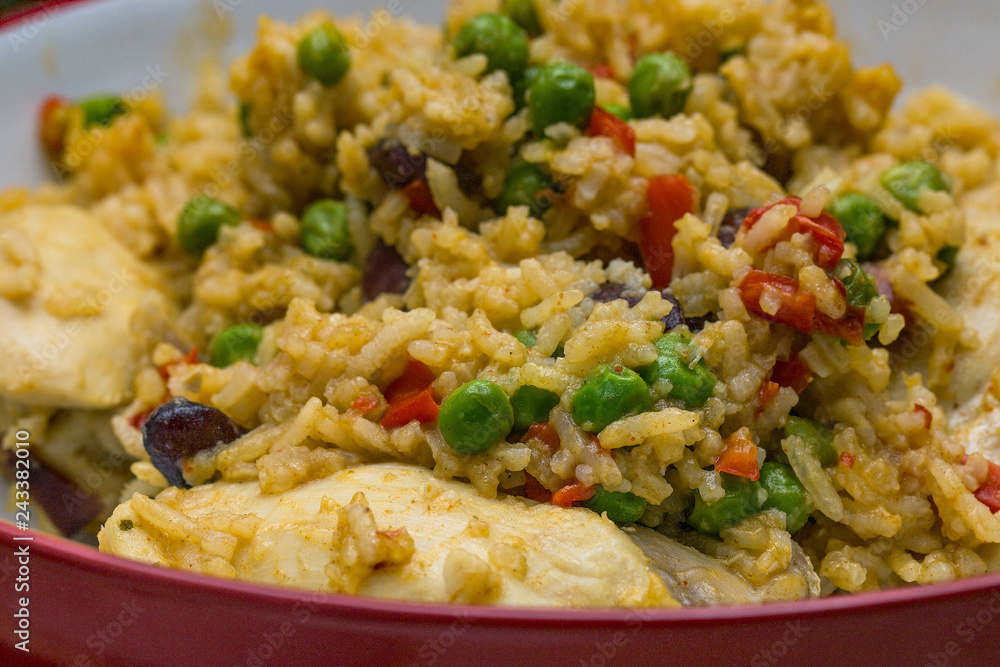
[100,463,818,606]
[0,205,169,409]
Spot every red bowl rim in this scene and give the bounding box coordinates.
[3,0,1000,627]
[4,518,1000,623]
[0,0,97,30]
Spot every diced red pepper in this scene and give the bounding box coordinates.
[156,347,199,382]
[380,359,438,428]
[401,180,441,218]
[585,106,635,157]
[740,197,846,270]
[914,404,932,429]
[523,422,561,454]
[738,269,865,345]
[551,482,595,508]
[715,427,760,480]
[839,452,855,469]
[384,359,435,403]
[638,173,698,289]
[755,381,780,415]
[378,528,406,540]
[738,269,817,333]
[379,386,439,428]
[771,355,811,394]
[351,394,380,415]
[813,307,866,346]
[974,461,1000,513]
[523,473,552,503]
[248,218,274,233]
[38,94,69,158]
[587,63,616,79]
[128,404,157,431]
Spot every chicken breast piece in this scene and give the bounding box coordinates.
[939,181,1000,462]
[0,205,170,409]
[100,462,822,607]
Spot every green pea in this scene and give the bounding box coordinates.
[881,161,951,213]
[528,62,596,134]
[602,103,633,121]
[238,102,253,139]
[638,334,717,408]
[783,416,837,467]
[510,385,560,432]
[687,473,764,536]
[209,323,263,368]
[300,199,353,261]
[719,45,746,63]
[498,161,553,217]
[438,380,515,454]
[513,329,537,348]
[837,259,879,307]
[628,52,692,119]
[177,196,242,255]
[453,13,529,81]
[571,364,652,433]
[759,462,813,533]
[937,245,959,274]
[582,486,647,524]
[827,193,887,260]
[836,258,881,340]
[297,23,352,86]
[78,94,127,128]
[512,65,540,109]
[502,0,542,37]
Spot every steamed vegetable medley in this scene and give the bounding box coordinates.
[5,0,1000,607]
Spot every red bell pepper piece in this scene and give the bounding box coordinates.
[401,180,441,218]
[714,427,760,480]
[771,355,811,394]
[974,461,1000,513]
[384,359,435,403]
[156,347,199,382]
[738,269,865,345]
[380,358,439,428]
[741,197,846,270]
[523,422,561,454]
[351,394,380,415]
[587,63,616,79]
[638,173,698,289]
[248,218,274,233]
[585,106,635,157]
[523,473,552,503]
[551,482,595,507]
[738,270,817,333]
[913,404,932,429]
[813,308,866,346]
[839,452,855,469]
[38,94,69,158]
[755,381,781,415]
[379,386,439,428]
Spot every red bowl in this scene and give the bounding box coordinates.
[4,2,1000,665]
[3,519,1000,666]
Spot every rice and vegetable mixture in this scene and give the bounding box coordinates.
[4,0,1000,606]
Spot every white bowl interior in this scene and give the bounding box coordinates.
[2,0,998,191]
